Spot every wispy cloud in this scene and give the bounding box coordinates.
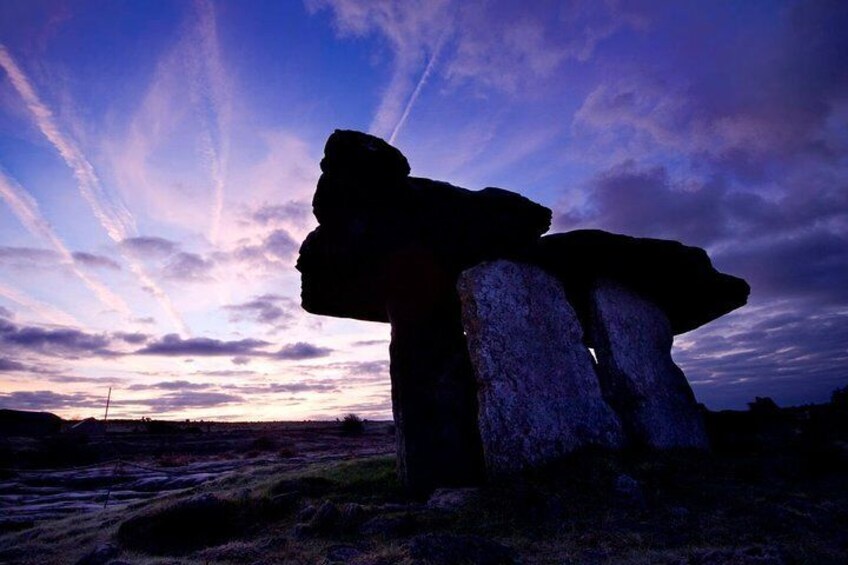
[192,0,232,244]
[0,168,131,316]
[0,281,83,327]
[0,44,135,241]
[0,44,189,335]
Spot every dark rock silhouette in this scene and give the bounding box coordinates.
[534,230,749,338]
[458,261,624,474]
[0,409,62,437]
[298,130,550,490]
[297,130,749,490]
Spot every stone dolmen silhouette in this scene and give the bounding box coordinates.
[297,130,750,492]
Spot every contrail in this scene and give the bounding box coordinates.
[0,281,84,327]
[0,169,132,317]
[0,45,135,242]
[388,30,447,146]
[193,0,231,245]
[0,44,190,335]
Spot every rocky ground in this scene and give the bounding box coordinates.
[1,404,847,564]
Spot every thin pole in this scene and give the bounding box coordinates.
[104,386,112,422]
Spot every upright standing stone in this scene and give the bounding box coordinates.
[458,261,624,475]
[589,280,709,449]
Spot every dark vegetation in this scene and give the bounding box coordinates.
[341,413,366,436]
[1,397,847,563]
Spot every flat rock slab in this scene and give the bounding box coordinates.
[535,229,750,339]
[589,280,709,449]
[298,130,552,323]
[458,261,624,475]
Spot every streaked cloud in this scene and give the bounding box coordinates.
[0,44,189,335]
[274,342,333,360]
[135,334,270,357]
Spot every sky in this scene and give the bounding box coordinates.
[0,0,845,421]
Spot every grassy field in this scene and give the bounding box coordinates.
[1,405,847,564]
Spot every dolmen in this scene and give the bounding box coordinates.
[296,130,750,492]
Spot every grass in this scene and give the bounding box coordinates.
[2,407,848,564]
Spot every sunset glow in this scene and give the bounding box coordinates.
[0,1,846,420]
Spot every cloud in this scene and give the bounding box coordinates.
[0,44,136,241]
[230,381,340,395]
[162,252,215,282]
[0,358,27,372]
[0,46,187,333]
[193,369,256,377]
[0,306,12,319]
[309,0,644,140]
[250,201,311,227]
[0,246,58,265]
[352,339,389,347]
[113,332,149,345]
[71,251,122,271]
[136,334,270,356]
[0,282,82,327]
[224,294,298,328]
[132,391,243,410]
[128,380,214,391]
[0,170,131,315]
[677,302,848,409]
[274,342,333,360]
[0,247,120,272]
[571,2,848,179]
[0,390,102,411]
[120,236,178,258]
[0,318,112,357]
[222,228,300,272]
[716,230,848,304]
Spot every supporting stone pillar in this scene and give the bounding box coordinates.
[588,279,709,449]
[388,294,485,493]
[458,261,624,475]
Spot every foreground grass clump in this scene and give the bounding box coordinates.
[117,494,249,555]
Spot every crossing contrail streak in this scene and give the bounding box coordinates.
[0,44,190,336]
[0,169,132,317]
[388,30,447,146]
[194,0,231,245]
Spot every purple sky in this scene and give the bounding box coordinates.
[0,0,846,420]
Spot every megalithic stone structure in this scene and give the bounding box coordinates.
[533,231,750,449]
[296,130,551,491]
[297,129,750,491]
[457,261,625,475]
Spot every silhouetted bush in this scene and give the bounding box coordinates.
[748,397,780,414]
[831,386,848,409]
[340,414,364,436]
[146,421,180,435]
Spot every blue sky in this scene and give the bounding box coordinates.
[0,0,846,420]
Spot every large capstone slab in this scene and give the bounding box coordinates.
[535,230,750,340]
[589,280,709,449]
[298,130,552,324]
[458,261,625,474]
